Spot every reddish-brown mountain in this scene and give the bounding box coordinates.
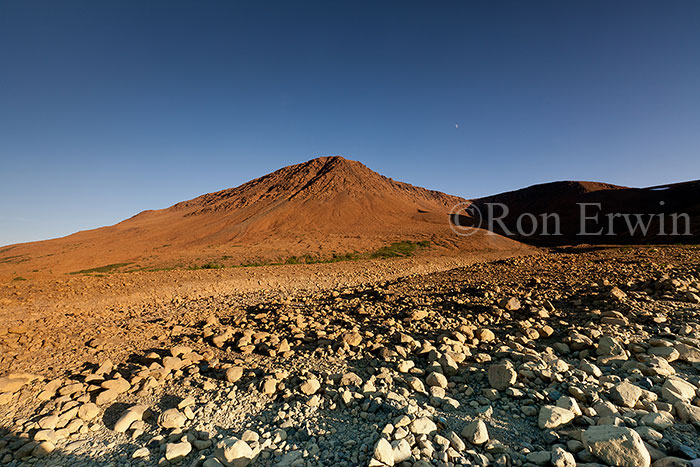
[0,156,527,276]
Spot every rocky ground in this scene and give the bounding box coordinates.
[1,245,700,467]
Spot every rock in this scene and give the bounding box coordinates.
[500,297,521,310]
[476,328,495,342]
[132,447,150,459]
[299,378,321,395]
[34,429,59,443]
[215,437,254,467]
[408,309,429,321]
[487,363,517,391]
[340,372,362,386]
[373,438,394,465]
[426,371,448,389]
[686,292,700,304]
[241,430,259,443]
[101,377,130,393]
[0,373,38,393]
[462,420,489,445]
[648,346,680,362]
[212,331,231,348]
[158,408,187,429]
[652,457,693,467]
[675,401,700,426]
[204,457,225,467]
[37,378,62,401]
[610,380,644,408]
[32,441,55,458]
[178,396,195,409]
[38,415,59,429]
[551,446,576,467]
[95,389,119,405]
[406,376,426,393]
[447,430,465,451]
[276,451,302,466]
[260,376,278,395]
[609,287,627,301]
[114,404,149,432]
[580,360,603,377]
[674,343,700,363]
[225,367,244,383]
[527,451,551,465]
[409,417,437,435]
[392,439,411,463]
[78,403,100,421]
[438,353,459,376]
[538,405,575,429]
[165,440,192,462]
[597,336,625,357]
[662,377,696,404]
[340,331,362,347]
[556,396,582,416]
[641,412,674,430]
[582,425,651,467]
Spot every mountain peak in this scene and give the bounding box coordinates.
[179,155,422,212]
[284,155,371,181]
[0,155,528,275]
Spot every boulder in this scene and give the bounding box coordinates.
[488,363,517,391]
[299,378,321,395]
[610,380,644,408]
[225,367,244,383]
[114,404,149,432]
[409,417,437,435]
[215,437,254,467]
[538,405,575,429]
[165,441,192,462]
[582,425,650,467]
[373,438,394,465]
[462,420,489,445]
[158,408,187,429]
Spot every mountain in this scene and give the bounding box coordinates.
[468,180,700,245]
[0,156,527,276]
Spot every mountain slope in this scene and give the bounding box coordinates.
[470,180,700,245]
[0,156,528,276]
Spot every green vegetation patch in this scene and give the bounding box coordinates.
[70,262,134,275]
[370,240,430,259]
[0,254,29,265]
[126,240,431,273]
[189,262,225,270]
[0,246,16,255]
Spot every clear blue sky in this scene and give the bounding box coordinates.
[2,1,699,246]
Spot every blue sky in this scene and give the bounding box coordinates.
[1,1,699,246]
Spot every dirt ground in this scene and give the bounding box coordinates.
[0,249,535,377]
